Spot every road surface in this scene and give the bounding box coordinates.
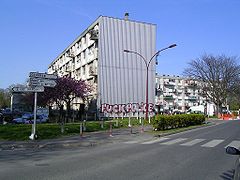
[0,120,239,180]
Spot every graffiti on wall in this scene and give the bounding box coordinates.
[101,102,154,114]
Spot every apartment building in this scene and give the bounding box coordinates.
[48,15,156,117]
[155,74,207,113]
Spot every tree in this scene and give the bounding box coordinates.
[0,89,11,109]
[183,54,240,115]
[44,77,92,121]
[228,78,240,110]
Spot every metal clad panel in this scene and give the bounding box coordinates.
[116,19,123,104]
[107,18,113,104]
[134,23,142,103]
[126,21,133,103]
[99,17,156,111]
[140,23,146,104]
[98,17,103,107]
[113,19,119,105]
[106,18,111,104]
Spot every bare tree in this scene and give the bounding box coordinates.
[184,54,240,115]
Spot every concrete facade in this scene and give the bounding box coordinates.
[48,15,156,118]
[155,74,207,113]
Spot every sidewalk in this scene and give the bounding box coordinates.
[0,125,154,151]
[0,119,221,151]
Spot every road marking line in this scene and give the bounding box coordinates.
[225,141,240,149]
[141,137,170,144]
[180,139,205,146]
[201,139,224,147]
[160,138,188,145]
[123,141,139,144]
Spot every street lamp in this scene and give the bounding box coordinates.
[124,44,177,131]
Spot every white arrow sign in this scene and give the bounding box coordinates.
[29,72,58,79]
[12,86,44,92]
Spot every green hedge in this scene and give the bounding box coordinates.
[153,114,205,131]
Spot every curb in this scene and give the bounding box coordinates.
[154,121,215,138]
[0,122,218,151]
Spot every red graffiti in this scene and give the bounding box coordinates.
[100,103,154,113]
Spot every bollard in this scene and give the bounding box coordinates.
[141,123,144,133]
[115,119,119,127]
[109,121,113,137]
[101,119,104,129]
[80,122,83,137]
[148,115,151,124]
[140,118,144,133]
[129,123,133,134]
[83,120,86,131]
[128,116,131,127]
[139,117,142,124]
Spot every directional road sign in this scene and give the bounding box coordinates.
[29,78,57,87]
[12,86,44,93]
[29,72,58,79]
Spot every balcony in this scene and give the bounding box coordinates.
[164,84,175,90]
[89,67,97,77]
[188,96,197,101]
[187,83,197,88]
[156,88,163,92]
[89,29,98,40]
[164,95,174,101]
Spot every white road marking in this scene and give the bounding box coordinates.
[201,139,224,147]
[225,141,240,149]
[141,137,170,144]
[160,138,188,145]
[180,139,205,146]
[123,141,139,144]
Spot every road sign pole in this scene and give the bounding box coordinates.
[29,92,37,140]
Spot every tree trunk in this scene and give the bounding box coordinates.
[66,101,71,123]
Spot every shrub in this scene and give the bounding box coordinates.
[153,114,205,131]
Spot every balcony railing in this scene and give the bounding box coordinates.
[164,95,174,100]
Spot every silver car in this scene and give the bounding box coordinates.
[226,146,240,180]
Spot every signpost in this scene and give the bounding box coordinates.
[11,72,58,140]
[12,86,44,92]
[29,72,58,79]
[28,72,57,140]
[29,78,57,87]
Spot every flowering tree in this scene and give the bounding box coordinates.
[46,77,91,120]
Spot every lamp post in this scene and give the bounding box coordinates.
[124,44,177,131]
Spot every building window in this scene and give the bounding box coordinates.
[77,54,81,63]
[82,66,85,75]
[83,50,86,59]
[82,37,85,44]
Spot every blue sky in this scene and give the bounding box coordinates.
[0,0,239,89]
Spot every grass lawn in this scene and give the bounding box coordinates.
[0,117,208,141]
[0,118,152,141]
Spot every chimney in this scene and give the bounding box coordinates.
[124,13,129,20]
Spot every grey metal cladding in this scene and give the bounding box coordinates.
[98,16,156,106]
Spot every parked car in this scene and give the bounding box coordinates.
[226,146,240,180]
[0,113,3,124]
[1,108,12,115]
[12,113,48,124]
[25,114,48,124]
[12,113,33,124]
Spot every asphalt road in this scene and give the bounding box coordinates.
[0,120,239,180]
